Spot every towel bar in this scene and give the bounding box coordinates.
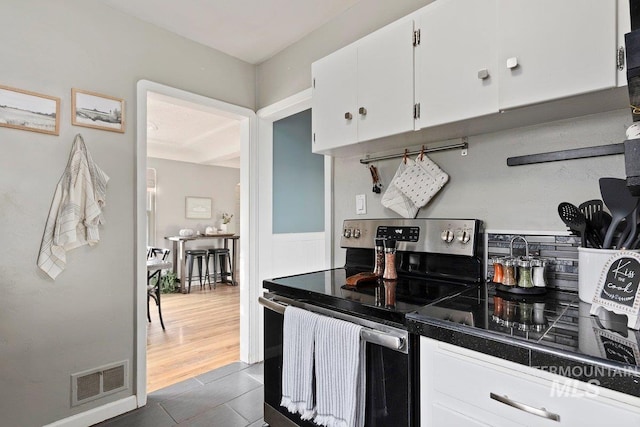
[258,295,407,353]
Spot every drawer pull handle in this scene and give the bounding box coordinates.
[490,392,560,422]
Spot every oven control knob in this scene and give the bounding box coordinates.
[441,229,454,243]
[343,228,352,238]
[457,230,471,244]
[353,229,361,238]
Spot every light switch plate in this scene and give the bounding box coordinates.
[356,194,366,215]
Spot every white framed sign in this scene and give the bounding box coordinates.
[590,251,640,330]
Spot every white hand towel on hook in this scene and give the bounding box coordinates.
[393,152,448,209]
[280,306,319,420]
[314,316,365,427]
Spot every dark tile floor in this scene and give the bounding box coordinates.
[95,362,265,427]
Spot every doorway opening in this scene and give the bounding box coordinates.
[135,80,259,405]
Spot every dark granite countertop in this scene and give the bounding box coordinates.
[406,283,640,398]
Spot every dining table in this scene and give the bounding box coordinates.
[165,233,239,293]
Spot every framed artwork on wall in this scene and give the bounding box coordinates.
[0,84,60,135]
[185,196,212,219]
[72,88,125,133]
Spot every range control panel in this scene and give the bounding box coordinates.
[340,218,482,257]
[376,226,420,242]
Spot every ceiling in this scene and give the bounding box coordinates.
[97,0,362,65]
[146,92,241,168]
[100,0,361,167]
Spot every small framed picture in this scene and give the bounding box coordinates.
[0,84,60,135]
[185,196,212,219]
[72,88,125,133]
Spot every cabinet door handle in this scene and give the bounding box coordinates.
[358,107,367,116]
[477,68,490,80]
[506,57,519,70]
[344,112,353,120]
[490,393,560,422]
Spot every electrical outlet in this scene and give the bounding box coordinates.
[356,194,366,215]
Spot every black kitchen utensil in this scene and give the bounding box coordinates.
[600,178,639,249]
[618,204,639,248]
[558,202,588,248]
[578,199,603,222]
[592,210,612,239]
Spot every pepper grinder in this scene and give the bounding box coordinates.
[373,238,385,277]
[383,239,397,281]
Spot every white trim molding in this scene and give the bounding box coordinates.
[135,80,258,408]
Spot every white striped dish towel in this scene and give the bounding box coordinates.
[280,306,319,420]
[314,316,366,427]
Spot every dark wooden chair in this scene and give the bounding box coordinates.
[147,248,171,330]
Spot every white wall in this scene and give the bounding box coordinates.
[148,157,240,247]
[332,109,630,265]
[0,1,254,425]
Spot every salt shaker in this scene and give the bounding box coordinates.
[532,258,547,288]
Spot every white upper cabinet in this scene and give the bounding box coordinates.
[311,45,358,152]
[312,17,415,154]
[356,17,415,143]
[415,0,499,128]
[497,0,617,110]
[313,0,623,155]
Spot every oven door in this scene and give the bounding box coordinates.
[262,295,419,427]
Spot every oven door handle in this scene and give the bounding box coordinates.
[258,296,406,352]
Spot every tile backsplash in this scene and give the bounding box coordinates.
[485,230,579,292]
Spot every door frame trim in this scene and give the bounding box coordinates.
[256,88,333,359]
[135,80,258,406]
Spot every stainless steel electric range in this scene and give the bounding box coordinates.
[260,218,484,427]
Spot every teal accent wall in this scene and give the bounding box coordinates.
[273,109,324,233]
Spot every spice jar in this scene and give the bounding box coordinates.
[517,258,533,288]
[502,258,517,286]
[532,258,547,288]
[373,238,385,277]
[492,257,504,284]
[383,239,397,281]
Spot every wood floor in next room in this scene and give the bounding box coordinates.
[147,282,240,392]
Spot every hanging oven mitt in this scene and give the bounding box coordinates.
[393,152,449,209]
[381,157,419,218]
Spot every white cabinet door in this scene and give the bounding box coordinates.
[312,17,414,153]
[415,0,499,128]
[311,45,358,153]
[497,0,617,110]
[357,17,415,142]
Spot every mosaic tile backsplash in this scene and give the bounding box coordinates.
[485,231,579,292]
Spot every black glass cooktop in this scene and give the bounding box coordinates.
[263,267,474,326]
[408,284,640,368]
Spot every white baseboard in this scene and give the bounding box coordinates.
[42,396,138,427]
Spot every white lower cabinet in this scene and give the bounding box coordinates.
[420,337,640,427]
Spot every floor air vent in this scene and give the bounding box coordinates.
[71,360,129,406]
